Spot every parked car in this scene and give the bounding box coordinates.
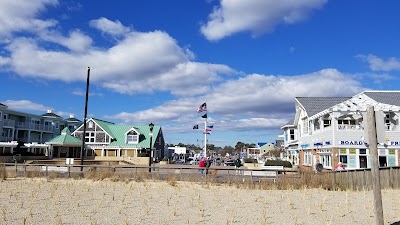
[224,160,236,166]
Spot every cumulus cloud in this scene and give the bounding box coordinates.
[3,28,235,95]
[89,17,131,37]
[0,0,58,37]
[201,0,327,41]
[2,100,52,112]
[109,68,364,131]
[357,54,400,72]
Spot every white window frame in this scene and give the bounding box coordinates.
[304,150,312,166]
[85,132,95,143]
[126,130,139,144]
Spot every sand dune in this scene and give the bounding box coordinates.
[0,178,399,225]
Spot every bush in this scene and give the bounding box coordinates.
[243,158,258,163]
[264,159,292,168]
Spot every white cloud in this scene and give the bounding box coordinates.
[4,28,236,95]
[2,100,52,112]
[89,17,131,37]
[0,0,58,37]
[357,54,400,72]
[109,68,364,131]
[201,0,327,41]
[72,89,103,97]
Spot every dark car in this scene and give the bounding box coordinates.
[224,160,236,166]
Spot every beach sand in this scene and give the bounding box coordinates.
[0,178,399,225]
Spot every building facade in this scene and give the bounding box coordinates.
[281,91,400,171]
[0,102,81,156]
[70,118,165,160]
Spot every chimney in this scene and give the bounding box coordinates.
[47,109,53,114]
[69,114,75,119]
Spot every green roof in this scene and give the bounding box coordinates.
[91,118,161,148]
[46,127,82,145]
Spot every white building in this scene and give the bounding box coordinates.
[281,91,400,171]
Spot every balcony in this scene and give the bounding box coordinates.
[2,119,15,127]
[15,122,54,132]
[337,124,363,130]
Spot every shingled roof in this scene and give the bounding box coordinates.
[296,97,351,117]
[364,91,400,107]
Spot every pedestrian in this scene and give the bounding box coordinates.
[199,157,206,176]
[334,162,345,172]
[205,157,211,175]
[235,158,242,175]
[316,161,323,173]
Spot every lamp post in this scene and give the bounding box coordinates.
[148,122,154,173]
[80,67,91,171]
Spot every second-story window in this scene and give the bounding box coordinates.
[290,129,295,140]
[85,132,95,143]
[126,130,139,144]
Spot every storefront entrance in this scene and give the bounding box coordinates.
[359,156,367,168]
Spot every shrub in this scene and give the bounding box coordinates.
[243,158,258,163]
[264,159,292,168]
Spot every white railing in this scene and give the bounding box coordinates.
[2,119,15,127]
[337,124,364,130]
[15,122,54,132]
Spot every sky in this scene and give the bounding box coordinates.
[1,0,400,147]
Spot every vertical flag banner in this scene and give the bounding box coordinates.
[206,125,214,129]
[197,102,207,113]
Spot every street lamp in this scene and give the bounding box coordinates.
[148,122,154,173]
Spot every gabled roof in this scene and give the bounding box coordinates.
[364,91,400,107]
[281,119,295,129]
[66,117,82,123]
[76,118,161,148]
[0,103,6,107]
[42,111,62,119]
[46,127,82,145]
[296,97,351,117]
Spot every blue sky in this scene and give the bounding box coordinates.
[1,0,400,147]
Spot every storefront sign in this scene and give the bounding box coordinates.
[389,149,396,155]
[390,141,400,146]
[340,140,364,145]
[349,149,357,154]
[340,149,347,154]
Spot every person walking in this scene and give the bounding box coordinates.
[199,157,206,176]
[235,158,243,175]
[315,161,323,173]
[205,157,211,175]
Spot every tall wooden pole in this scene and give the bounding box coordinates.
[80,67,91,171]
[367,105,384,225]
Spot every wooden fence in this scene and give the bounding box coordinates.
[330,166,400,190]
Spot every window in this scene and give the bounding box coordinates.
[88,121,94,129]
[339,155,348,167]
[320,155,332,168]
[126,130,139,144]
[304,150,312,165]
[302,119,308,135]
[85,132,95,143]
[289,129,295,140]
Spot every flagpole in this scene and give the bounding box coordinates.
[204,114,207,158]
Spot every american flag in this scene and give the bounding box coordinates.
[197,102,207,113]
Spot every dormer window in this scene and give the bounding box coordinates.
[126,130,139,144]
[88,121,94,128]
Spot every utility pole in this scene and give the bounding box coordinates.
[367,105,384,225]
[80,67,91,172]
